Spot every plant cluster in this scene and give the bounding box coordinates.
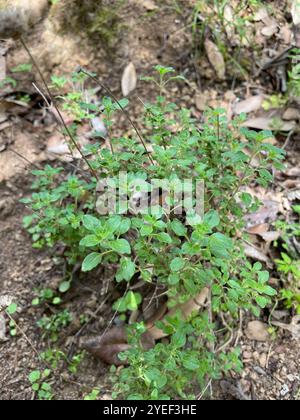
[275,206,300,314]
[23,66,285,399]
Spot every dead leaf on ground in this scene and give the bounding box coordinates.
[243,117,296,131]
[245,321,271,342]
[204,39,226,80]
[224,5,235,41]
[292,0,300,26]
[233,95,264,115]
[121,62,137,97]
[261,23,278,38]
[246,223,270,235]
[272,316,300,339]
[195,93,208,111]
[243,243,270,264]
[282,108,300,121]
[288,189,300,201]
[141,0,158,11]
[253,7,269,22]
[259,231,281,243]
[245,200,280,229]
[81,326,155,365]
[0,313,7,343]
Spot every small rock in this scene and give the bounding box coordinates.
[245,321,271,342]
[287,374,295,382]
[243,351,252,359]
[0,196,15,219]
[259,353,267,368]
[0,313,8,342]
[280,384,290,397]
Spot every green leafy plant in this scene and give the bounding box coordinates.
[37,310,72,342]
[32,288,62,307]
[28,369,53,400]
[84,388,100,401]
[23,65,285,399]
[275,213,300,314]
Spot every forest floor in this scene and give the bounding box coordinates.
[0,0,300,400]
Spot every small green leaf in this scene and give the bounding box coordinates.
[170,220,187,236]
[116,258,136,282]
[157,232,172,244]
[82,253,102,272]
[204,210,220,229]
[168,274,180,285]
[170,257,186,272]
[59,281,71,293]
[79,235,101,247]
[82,215,101,231]
[110,239,131,254]
[140,225,153,236]
[6,303,17,315]
[29,371,41,383]
[255,296,268,308]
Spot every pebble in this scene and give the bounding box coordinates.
[259,353,267,368]
[280,384,290,397]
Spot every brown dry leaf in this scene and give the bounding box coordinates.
[282,108,300,121]
[0,313,7,343]
[0,54,6,81]
[279,25,292,44]
[261,24,278,38]
[288,189,300,201]
[243,117,296,131]
[47,135,70,156]
[292,0,300,26]
[243,243,270,264]
[121,62,137,97]
[148,288,209,340]
[253,7,269,22]
[246,223,269,235]
[204,39,226,80]
[224,4,235,40]
[233,95,264,115]
[260,231,281,243]
[272,316,300,339]
[81,326,155,365]
[245,200,280,229]
[195,93,208,111]
[245,321,271,342]
[141,0,158,11]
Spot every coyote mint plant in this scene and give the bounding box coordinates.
[23,66,284,399]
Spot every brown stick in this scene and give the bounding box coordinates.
[78,68,155,166]
[20,37,99,180]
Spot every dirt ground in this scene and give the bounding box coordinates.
[1,0,300,400]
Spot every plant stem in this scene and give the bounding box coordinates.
[78,68,155,165]
[20,37,99,181]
